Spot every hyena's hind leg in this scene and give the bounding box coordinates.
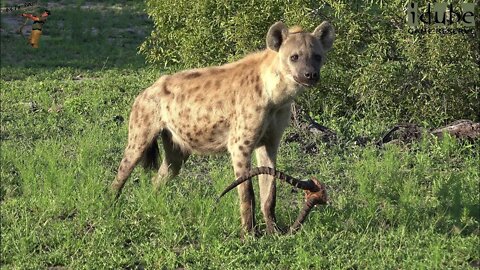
[111,98,163,197]
[152,129,189,189]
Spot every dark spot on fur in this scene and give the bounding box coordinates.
[255,84,262,96]
[244,74,251,85]
[163,85,171,95]
[214,80,221,88]
[239,145,244,151]
[204,81,212,88]
[191,86,200,92]
[249,75,256,85]
[255,105,262,112]
[242,151,248,157]
[185,72,202,79]
[143,114,150,123]
[236,162,243,168]
[244,140,251,145]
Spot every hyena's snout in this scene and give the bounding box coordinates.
[297,69,319,86]
[293,70,319,87]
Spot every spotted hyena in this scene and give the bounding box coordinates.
[111,21,335,234]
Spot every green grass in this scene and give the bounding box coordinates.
[1,1,479,269]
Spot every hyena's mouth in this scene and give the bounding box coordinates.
[293,76,317,87]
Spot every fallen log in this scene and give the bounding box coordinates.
[377,120,480,146]
[430,120,480,140]
[288,104,478,147]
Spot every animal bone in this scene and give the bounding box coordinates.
[217,166,328,233]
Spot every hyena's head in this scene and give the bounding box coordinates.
[266,21,335,87]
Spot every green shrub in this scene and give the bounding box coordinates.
[139,0,311,67]
[140,0,479,133]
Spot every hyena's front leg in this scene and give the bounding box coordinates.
[230,138,256,235]
[256,106,291,233]
[255,143,279,234]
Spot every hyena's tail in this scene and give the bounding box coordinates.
[141,137,160,170]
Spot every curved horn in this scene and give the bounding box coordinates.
[217,167,329,234]
[290,199,316,233]
[290,178,328,233]
[217,167,305,201]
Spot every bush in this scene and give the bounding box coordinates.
[140,0,479,133]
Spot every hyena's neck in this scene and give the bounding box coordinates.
[259,50,303,107]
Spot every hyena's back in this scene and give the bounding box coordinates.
[137,51,270,154]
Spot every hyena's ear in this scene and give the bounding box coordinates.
[312,21,335,51]
[266,21,288,52]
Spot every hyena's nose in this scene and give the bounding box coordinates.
[304,72,319,82]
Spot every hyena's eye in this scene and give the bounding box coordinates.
[290,54,299,62]
[314,54,322,62]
